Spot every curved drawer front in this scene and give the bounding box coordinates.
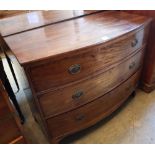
[29,27,148,93]
[47,69,140,138]
[38,50,144,118]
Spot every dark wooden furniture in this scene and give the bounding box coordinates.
[125,11,155,93]
[0,11,151,143]
[0,80,26,144]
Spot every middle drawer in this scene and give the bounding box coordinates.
[38,49,144,118]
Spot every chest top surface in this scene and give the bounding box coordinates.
[2,11,150,66]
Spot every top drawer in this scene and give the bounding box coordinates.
[28,27,149,93]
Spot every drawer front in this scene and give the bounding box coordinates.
[29,28,148,93]
[39,50,144,118]
[0,116,21,144]
[47,69,140,138]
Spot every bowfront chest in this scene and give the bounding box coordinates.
[0,11,151,143]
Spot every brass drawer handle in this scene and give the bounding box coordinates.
[75,114,85,121]
[68,64,81,74]
[131,39,138,47]
[129,62,136,70]
[72,91,84,100]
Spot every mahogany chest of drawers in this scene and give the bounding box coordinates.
[0,11,151,143]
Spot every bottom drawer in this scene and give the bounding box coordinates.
[0,116,21,144]
[47,69,140,139]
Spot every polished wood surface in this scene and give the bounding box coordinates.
[47,70,140,142]
[29,27,148,93]
[0,10,100,37]
[1,11,150,143]
[0,11,31,19]
[39,50,144,118]
[22,12,150,143]
[125,11,155,92]
[0,80,26,144]
[3,11,151,66]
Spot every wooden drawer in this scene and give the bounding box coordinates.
[39,49,144,118]
[29,28,148,93]
[0,116,21,144]
[47,69,140,138]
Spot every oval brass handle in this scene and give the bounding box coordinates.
[75,114,85,121]
[68,64,81,74]
[72,91,84,100]
[131,39,138,47]
[129,62,136,70]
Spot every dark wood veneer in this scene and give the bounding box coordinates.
[3,11,151,66]
[0,10,101,37]
[29,28,148,93]
[47,70,140,143]
[39,49,144,118]
[0,11,151,143]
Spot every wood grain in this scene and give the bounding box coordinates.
[0,11,31,19]
[19,12,150,143]
[47,69,140,142]
[0,10,101,37]
[28,27,148,93]
[0,11,150,143]
[38,49,144,118]
[3,11,151,66]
